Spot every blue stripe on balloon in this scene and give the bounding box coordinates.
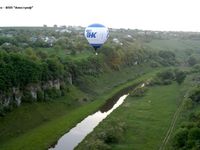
[88,24,105,28]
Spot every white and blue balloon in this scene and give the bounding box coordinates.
[84,23,109,53]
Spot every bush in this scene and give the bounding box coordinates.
[98,128,122,144]
[184,127,200,149]
[151,70,175,85]
[192,64,200,73]
[158,51,176,66]
[79,120,127,149]
[174,111,200,149]
[189,112,200,122]
[37,90,44,101]
[45,88,61,99]
[189,88,200,103]
[183,98,194,110]
[173,128,188,149]
[60,84,68,96]
[0,105,7,117]
[96,120,126,144]
[130,87,148,97]
[180,122,196,129]
[175,70,186,84]
[157,70,175,81]
[21,90,35,102]
[188,127,200,141]
[153,69,186,85]
[188,56,197,66]
[80,139,110,150]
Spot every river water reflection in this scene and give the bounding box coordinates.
[49,94,128,150]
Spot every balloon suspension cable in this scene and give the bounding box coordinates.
[94,48,98,55]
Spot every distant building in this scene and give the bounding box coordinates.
[59,29,71,33]
[127,34,132,38]
[41,36,56,46]
[30,37,37,42]
[113,38,123,45]
[113,38,120,43]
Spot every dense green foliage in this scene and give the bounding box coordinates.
[151,69,186,85]
[171,71,200,150]
[0,52,42,90]
[172,110,200,150]
[0,47,176,91]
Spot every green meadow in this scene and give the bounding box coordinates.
[77,83,183,150]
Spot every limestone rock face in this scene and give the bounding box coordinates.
[0,79,64,113]
[12,87,22,106]
[67,73,73,85]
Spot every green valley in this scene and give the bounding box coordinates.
[0,26,200,150]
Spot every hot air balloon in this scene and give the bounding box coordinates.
[85,23,109,55]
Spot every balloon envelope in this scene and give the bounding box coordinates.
[85,24,109,50]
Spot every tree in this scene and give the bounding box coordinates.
[157,70,174,80]
[158,51,176,66]
[188,56,197,66]
[45,58,64,79]
[173,128,188,149]
[36,50,48,60]
[175,70,186,84]
[189,88,200,103]
[188,127,200,141]
[24,48,38,61]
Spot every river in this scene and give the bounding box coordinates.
[49,94,129,150]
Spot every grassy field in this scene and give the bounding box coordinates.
[0,85,86,144]
[0,66,164,150]
[118,84,181,150]
[77,83,182,150]
[78,64,154,95]
[144,39,200,62]
[144,39,200,51]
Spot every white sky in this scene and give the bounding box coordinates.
[0,0,200,31]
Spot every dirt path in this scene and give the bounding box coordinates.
[159,96,185,150]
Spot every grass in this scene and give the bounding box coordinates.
[0,85,86,145]
[113,84,182,150]
[77,83,182,150]
[165,72,200,149]
[1,98,105,150]
[144,39,200,61]
[0,67,164,150]
[78,64,155,95]
[144,39,200,51]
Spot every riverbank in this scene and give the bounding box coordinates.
[0,67,164,150]
[76,83,183,150]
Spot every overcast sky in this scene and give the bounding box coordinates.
[0,0,200,31]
